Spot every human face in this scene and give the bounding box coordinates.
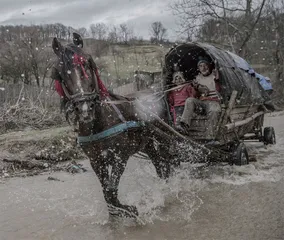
[198,62,210,76]
[173,74,185,85]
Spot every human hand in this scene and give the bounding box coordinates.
[191,79,199,88]
[212,69,219,80]
[198,85,209,96]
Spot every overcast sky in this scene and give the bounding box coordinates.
[0,0,180,40]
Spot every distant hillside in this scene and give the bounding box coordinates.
[80,39,173,87]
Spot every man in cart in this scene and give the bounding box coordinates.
[168,57,221,136]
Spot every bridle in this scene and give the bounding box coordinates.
[64,91,99,125]
[55,48,101,124]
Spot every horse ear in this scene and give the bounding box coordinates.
[52,37,63,56]
[73,32,83,48]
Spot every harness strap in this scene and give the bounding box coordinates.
[61,83,72,99]
[103,99,132,104]
[106,96,126,122]
[77,121,145,145]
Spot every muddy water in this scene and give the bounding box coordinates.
[1,113,284,240]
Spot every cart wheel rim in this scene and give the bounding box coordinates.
[233,143,249,165]
[241,150,248,164]
[272,134,276,144]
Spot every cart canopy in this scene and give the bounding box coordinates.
[164,43,269,105]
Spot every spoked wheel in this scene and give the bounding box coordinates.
[263,127,276,145]
[232,142,249,166]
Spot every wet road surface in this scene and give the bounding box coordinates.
[1,112,284,240]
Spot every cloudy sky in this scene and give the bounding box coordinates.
[0,0,180,40]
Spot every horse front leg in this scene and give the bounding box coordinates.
[89,155,111,206]
[108,155,138,217]
[89,149,137,218]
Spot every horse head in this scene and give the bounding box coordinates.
[52,33,101,124]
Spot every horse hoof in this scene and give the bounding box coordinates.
[108,204,138,218]
[124,205,138,217]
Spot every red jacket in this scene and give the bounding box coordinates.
[168,83,198,107]
[167,81,221,124]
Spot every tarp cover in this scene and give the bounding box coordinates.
[226,51,255,74]
[227,51,273,91]
[254,72,273,91]
[164,43,269,105]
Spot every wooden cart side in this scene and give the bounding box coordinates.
[216,90,265,144]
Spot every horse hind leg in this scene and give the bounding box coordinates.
[143,140,171,179]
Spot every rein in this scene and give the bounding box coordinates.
[164,83,190,92]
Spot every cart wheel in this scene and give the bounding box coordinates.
[258,127,263,142]
[263,127,276,145]
[233,142,249,166]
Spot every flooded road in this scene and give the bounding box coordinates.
[1,112,284,240]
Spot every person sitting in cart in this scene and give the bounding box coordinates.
[167,71,198,132]
[169,57,221,135]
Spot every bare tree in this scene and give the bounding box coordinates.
[0,43,31,84]
[77,27,88,38]
[0,26,55,86]
[149,21,167,43]
[170,0,267,57]
[108,25,119,43]
[90,23,108,40]
[259,0,284,97]
[119,24,132,44]
[20,27,50,86]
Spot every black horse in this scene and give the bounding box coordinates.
[51,33,175,217]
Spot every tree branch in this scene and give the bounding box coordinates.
[238,0,267,55]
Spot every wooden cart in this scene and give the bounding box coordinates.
[160,43,276,165]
